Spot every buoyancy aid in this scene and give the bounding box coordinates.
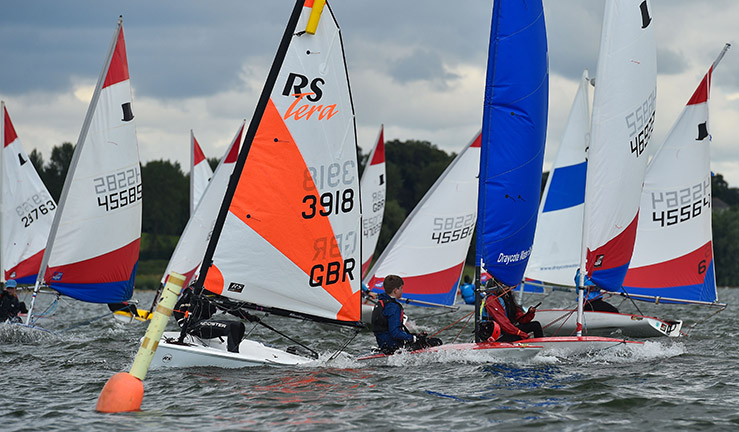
[371,297,404,333]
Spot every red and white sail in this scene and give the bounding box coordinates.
[525,71,591,288]
[201,1,361,323]
[1,103,58,285]
[360,125,385,277]
[623,45,729,304]
[35,18,141,304]
[162,122,243,288]
[582,0,656,292]
[364,132,481,306]
[190,131,214,215]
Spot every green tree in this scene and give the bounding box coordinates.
[713,206,739,286]
[44,142,75,201]
[141,159,189,259]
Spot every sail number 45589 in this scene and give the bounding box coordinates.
[93,167,142,212]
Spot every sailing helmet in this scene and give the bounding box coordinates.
[5,280,17,289]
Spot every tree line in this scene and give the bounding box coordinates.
[28,140,739,286]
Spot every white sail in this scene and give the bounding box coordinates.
[201,1,361,323]
[190,131,214,216]
[1,103,57,285]
[624,45,729,304]
[162,122,243,288]
[34,18,141,305]
[360,125,385,278]
[525,71,591,288]
[364,132,481,306]
[581,0,656,292]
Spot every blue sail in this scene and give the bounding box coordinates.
[475,0,548,287]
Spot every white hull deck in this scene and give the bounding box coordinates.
[150,331,314,369]
[535,309,683,338]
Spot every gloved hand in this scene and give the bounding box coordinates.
[518,331,530,340]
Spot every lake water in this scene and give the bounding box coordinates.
[2,287,738,431]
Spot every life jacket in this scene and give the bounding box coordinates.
[371,297,403,333]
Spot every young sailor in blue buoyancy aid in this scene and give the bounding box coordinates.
[0,280,28,323]
[173,286,247,353]
[459,275,475,305]
[574,269,619,313]
[371,274,442,354]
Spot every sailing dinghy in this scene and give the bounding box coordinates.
[190,130,214,216]
[470,0,644,356]
[153,0,364,368]
[360,125,386,278]
[521,70,682,338]
[1,103,58,289]
[531,0,658,350]
[24,17,144,326]
[363,131,481,309]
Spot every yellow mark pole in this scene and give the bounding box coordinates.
[96,272,186,413]
[305,0,326,35]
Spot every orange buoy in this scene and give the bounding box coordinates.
[95,372,144,413]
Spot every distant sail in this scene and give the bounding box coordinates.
[37,18,141,303]
[360,126,385,277]
[525,71,591,288]
[190,131,214,216]
[475,0,548,287]
[200,1,361,324]
[364,132,481,306]
[623,46,728,303]
[1,103,57,285]
[583,0,656,292]
[162,122,243,288]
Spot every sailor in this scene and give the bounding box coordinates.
[107,301,140,317]
[574,269,619,313]
[481,281,542,342]
[0,280,28,323]
[459,275,475,304]
[371,274,442,354]
[173,286,247,353]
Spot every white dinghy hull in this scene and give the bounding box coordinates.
[150,331,314,369]
[535,309,682,338]
[518,336,644,356]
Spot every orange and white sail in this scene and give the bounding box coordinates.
[360,126,385,277]
[199,0,361,324]
[1,103,58,285]
[162,122,243,288]
[190,131,214,215]
[33,17,141,306]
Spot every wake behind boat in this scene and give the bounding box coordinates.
[357,341,542,363]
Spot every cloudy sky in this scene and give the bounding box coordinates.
[2,0,738,185]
